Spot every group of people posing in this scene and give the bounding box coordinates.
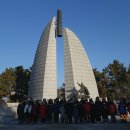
[17,97,130,124]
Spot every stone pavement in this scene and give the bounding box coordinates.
[0,122,130,130]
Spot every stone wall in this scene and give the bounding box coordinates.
[0,101,18,123]
[7,103,19,118]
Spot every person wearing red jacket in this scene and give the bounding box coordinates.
[31,102,38,124]
[83,99,91,123]
[108,99,117,123]
[39,101,47,123]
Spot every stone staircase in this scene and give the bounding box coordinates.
[0,99,18,124]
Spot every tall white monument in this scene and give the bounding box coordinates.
[64,28,99,100]
[28,10,99,100]
[28,17,57,99]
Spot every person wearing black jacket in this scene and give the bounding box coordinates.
[46,99,53,123]
[94,97,102,123]
[17,102,25,124]
[101,98,108,123]
[53,98,60,123]
[66,98,73,124]
[78,99,84,123]
[89,98,95,123]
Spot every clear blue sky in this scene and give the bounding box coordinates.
[0,0,130,87]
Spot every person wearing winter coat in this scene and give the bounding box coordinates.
[94,97,102,123]
[118,99,127,122]
[66,99,73,124]
[78,99,84,123]
[59,102,66,124]
[53,98,60,123]
[24,101,32,123]
[31,102,38,124]
[83,99,91,123]
[89,98,95,123]
[39,101,47,123]
[17,102,25,124]
[73,100,79,124]
[108,99,117,123]
[46,99,53,123]
[101,98,109,123]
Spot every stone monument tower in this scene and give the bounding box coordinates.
[28,10,99,100]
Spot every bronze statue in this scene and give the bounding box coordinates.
[77,82,90,99]
[65,83,90,99]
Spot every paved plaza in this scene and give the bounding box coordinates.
[0,120,130,130]
[0,123,130,130]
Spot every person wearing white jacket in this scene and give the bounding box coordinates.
[24,101,32,123]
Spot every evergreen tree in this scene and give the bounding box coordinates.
[14,66,31,101]
[0,68,16,97]
[93,68,107,98]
